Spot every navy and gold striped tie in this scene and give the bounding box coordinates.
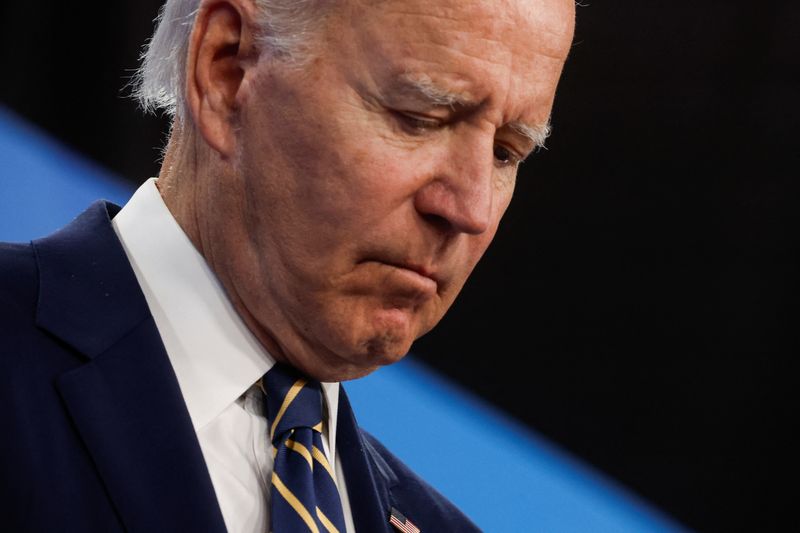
[263,364,347,533]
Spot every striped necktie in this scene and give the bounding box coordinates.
[263,364,347,533]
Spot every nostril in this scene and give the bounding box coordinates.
[420,212,455,234]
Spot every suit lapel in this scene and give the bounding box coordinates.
[337,387,398,533]
[55,318,227,533]
[34,202,227,533]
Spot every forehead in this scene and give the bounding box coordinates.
[336,0,575,123]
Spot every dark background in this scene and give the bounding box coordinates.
[2,2,797,531]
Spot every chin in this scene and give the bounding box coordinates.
[320,319,416,381]
[359,332,412,364]
[364,306,425,355]
[304,297,437,381]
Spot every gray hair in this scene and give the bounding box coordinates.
[133,0,329,119]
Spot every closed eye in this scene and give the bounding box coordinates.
[392,111,443,133]
[392,109,525,168]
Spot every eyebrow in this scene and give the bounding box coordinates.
[397,73,552,149]
[397,72,474,107]
[510,120,552,150]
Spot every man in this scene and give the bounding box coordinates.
[0,0,574,531]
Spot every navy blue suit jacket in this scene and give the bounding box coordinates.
[0,202,480,533]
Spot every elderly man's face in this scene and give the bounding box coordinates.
[209,0,574,380]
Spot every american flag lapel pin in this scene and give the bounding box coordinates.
[389,507,421,533]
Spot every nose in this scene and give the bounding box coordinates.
[414,134,495,236]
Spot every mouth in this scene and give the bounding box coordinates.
[395,262,438,283]
[361,257,441,292]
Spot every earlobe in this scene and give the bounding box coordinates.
[186,0,257,158]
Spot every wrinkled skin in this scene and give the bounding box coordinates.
[166,0,575,381]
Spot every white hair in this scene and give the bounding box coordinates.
[133,0,329,119]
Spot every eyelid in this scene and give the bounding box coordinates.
[393,110,444,131]
[495,142,527,168]
[390,107,529,166]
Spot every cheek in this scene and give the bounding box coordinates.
[297,143,427,242]
[292,135,403,223]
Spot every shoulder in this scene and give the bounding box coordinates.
[0,237,81,374]
[0,240,37,286]
[0,202,120,377]
[0,241,38,335]
[0,239,82,446]
[360,430,482,532]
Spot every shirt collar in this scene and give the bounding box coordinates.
[111,178,340,457]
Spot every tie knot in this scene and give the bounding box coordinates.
[262,363,324,445]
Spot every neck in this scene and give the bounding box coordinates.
[156,119,207,258]
[153,121,321,379]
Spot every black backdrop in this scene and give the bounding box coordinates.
[2,2,797,531]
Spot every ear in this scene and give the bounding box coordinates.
[185,0,258,157]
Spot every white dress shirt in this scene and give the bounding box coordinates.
[111,178,356,533]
